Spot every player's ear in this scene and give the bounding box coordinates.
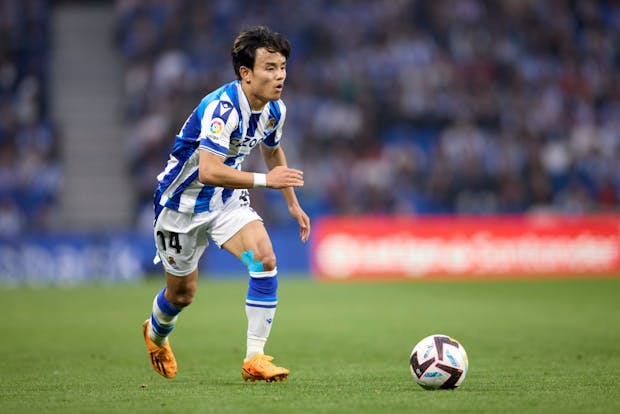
[240,66,252,83]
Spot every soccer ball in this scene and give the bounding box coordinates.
[409,334,468,390]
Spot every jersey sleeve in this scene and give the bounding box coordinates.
[262,101,286,148]
[198,99,239,157]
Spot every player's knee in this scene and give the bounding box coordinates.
[174,294,194,308]
[168,289,195,308]
[241,250,276,272]
[259,252,277,272]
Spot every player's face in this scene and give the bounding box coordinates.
[242,47,286,110]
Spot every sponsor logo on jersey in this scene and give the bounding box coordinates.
[210,118,225,135]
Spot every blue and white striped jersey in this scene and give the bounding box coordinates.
[154,80,286,215]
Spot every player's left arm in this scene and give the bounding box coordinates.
[260,144,310,243]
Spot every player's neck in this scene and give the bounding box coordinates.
[240,83,267,112]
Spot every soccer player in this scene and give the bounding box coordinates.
[142,26,310,382]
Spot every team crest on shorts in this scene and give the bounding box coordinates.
[168,256,177,268]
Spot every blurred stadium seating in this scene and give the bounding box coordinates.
[2,0,619,236]
[0,0,60,236]
[113,0,619,232]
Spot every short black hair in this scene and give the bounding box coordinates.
[231,26,291,79]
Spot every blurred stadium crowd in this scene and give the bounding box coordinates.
[0,0,60,235]
[2,0,620,236]
[115,0,620,229]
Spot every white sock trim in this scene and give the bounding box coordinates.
[249,267,278,278]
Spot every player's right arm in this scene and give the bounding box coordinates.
[196,98,303,189]
[198,151,303,189]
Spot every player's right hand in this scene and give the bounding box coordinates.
[266,166,304,188]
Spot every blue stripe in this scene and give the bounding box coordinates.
[172,136,200,160]
[151,313,174,335]
[269,100,281,120]
[247,273,278,299]
[246,295,278,302]
[263,131,278,147]
[224,153,241,167]
[222,188,234,204]
[269,101,282,118]
[180,108,202,139]
[156,287,181,316]
[247,113,261,137]
[197,97,209,118]
[194,185,215,213]
[154,192,164,221]
[245,303,278,309]
[165,170,199,211]
[156,136,199,201]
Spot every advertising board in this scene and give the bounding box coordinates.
[311,215,620,280]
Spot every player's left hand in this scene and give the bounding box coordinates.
[288,204,311,243]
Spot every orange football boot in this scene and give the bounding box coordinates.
[242,354,289,382]
[142,319,177,379]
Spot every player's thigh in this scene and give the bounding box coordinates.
[222,220,275,264]
[209,204,275,264]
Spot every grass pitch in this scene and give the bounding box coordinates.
[1,276,619,413]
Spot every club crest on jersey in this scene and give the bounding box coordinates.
[210,118,225,135]
[264,118,276,134]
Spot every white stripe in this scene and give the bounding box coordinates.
[153,298,178,324]
[256,110,270,137]
[245,299,278,306]
[156,154,179,182]
[160,150,201,211]
[179,184,203,210]
[237,82,251,116]
[209,187,224,210]
[249,267,278,278]
[198,100,220,139]
[199,145,227,157]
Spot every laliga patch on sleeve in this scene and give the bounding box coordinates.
[209,118,225,136]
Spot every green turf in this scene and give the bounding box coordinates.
[1,277,619,413]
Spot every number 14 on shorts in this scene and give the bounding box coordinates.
[157,231,182,253]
